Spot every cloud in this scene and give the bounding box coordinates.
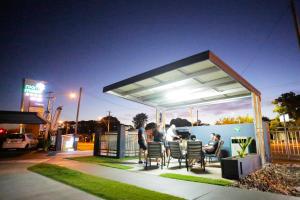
[196,99,252,115]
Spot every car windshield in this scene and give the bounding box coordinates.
[7,134,25,140]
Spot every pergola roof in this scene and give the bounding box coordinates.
[0,111,47,124]
[103,50,260,109]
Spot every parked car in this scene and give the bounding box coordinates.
[2,133,38,150]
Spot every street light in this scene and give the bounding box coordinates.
[69,92,77,99]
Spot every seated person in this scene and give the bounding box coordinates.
[203,134,221,154]
[151,125,165,165]
[145,123,155,142]
[190,135,198,141]
[204,133,215,147]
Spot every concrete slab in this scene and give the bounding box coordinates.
[126,158,224,180]
[53,159,221,199]
[0,163,102,200]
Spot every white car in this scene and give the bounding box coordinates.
[2,133,38,150]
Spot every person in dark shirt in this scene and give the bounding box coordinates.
[151,125,165,166]
[138,123,147,164]
[153,128,164,142]
[203,134,220,154]
[206,133,216,146]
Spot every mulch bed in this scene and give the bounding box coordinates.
[232,163,300,196]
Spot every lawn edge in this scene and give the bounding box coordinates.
[160,173,233,186]
[28,163,184,200]
[65,156,134,170]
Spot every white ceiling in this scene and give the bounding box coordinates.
[105,59,252,109]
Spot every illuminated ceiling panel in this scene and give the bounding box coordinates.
[103,50,260,109]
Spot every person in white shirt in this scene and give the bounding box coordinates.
[165,124,179,157]
[166,124,177,141]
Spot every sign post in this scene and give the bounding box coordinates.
[20,78,46,133]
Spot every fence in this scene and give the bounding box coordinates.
[97,130,139,157]
[270,127,300,160]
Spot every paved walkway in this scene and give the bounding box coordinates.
[1,151,298,200]
[0,162,102,200]
[48,158,299,200]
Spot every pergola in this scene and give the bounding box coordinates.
[103,50,265,163]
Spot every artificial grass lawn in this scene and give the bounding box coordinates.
[160,173,233,186]
[67,156,135,170]
[28,163,183,200]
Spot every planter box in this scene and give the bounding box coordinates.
[221,154,261,180]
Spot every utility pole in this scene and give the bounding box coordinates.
[107,111,111,133]
[75,87,82,136]
[44,91,55,141]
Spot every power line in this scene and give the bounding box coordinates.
[262,80,300,89]
[241,5,289,75]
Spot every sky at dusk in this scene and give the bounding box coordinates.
[0,0,299,125]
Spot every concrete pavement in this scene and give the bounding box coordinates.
[49,158,299,200]
[1,150,298,200]
[0,152,102,200]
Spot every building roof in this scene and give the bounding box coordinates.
[103,50,260,109]
[0,111,47,124]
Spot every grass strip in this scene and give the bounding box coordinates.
[29,163,183,200]
[160,173,233,186]
[67,156,135,170]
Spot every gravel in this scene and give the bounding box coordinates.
[232,163,300,196]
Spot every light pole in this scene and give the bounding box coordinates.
[72,87,82,151]
[75,87,82,136]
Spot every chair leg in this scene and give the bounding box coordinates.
[200,158,203,168]
[161,157,163,169]
[186,158,189,171]
[146,157,148,169]
[179,159,181,169]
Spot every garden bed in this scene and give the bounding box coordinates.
[232,163,300,196]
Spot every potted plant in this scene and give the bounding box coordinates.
[221,137,262,180]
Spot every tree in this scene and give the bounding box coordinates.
[170,118,192,127]
[215,115,253,125]
[78,120,101,134]
[269,117,282,131]
[192,120,209,126]
[262,116,271,122]
[99,116,120,132]
[273,92,300,120]
[132,113,148,129]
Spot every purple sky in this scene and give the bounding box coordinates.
[0,0,299,125]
